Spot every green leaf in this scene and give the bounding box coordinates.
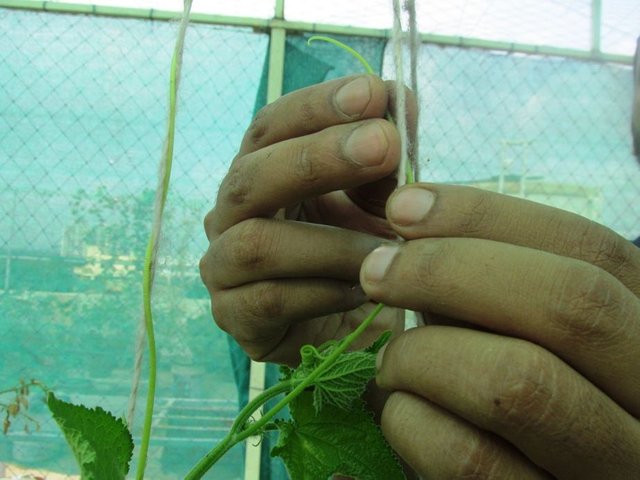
[311,349,376,412]
[292,332,392,412]
[365,330,392,354]
[272,391,405,480]
[46,392,134,480]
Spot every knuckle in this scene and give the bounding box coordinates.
[209,293,230,334]
[413,240,459,295]
[225,218,275,271]
[293,143,322,186]
[575,223,631,275]
[299,98,318,124]
[490,342,558,433]
[219,161,252,208]
[245,105,271,149]
[549,264,626,347]
[233,283,288,362]
[243,281,286,321]
[456,190,496,235]
[454,436,501,480]
[203,209,215,238]
[198,253,211,287]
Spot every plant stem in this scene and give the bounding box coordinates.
[184,381,293,479]
[135,3,192,478]
[308,36,375,74]
[185,303,386,479]
[0,380,47,397]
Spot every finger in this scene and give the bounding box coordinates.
[239,74,389,156]
[360,239,640,417]
[206,118,400,238]
[383,79,418,145]
[342,80,419,218]
[211,279,368,363]
[200,218,381,290]
[381,392,550,479]
[377,327,640,479]
[385,183,640,295]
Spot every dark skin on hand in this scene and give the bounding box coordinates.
[200,74,640,479]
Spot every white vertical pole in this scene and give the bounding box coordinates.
[243,1,286,479]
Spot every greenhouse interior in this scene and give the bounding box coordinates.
[1,0,639,479]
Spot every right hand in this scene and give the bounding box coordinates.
[199,75,415,365]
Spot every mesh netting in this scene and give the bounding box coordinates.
[0,2,638,479]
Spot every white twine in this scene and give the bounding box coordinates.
[392,0,426,330]
[392,0,409,188]
[406,0,420,181]
[392,0,420,185]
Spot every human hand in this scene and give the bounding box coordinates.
[362,184,640,479]
[200,75,415,365]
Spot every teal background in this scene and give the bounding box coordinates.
[1,5,638,480]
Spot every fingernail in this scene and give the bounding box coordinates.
[388,188,435,225]
[345,123,389,167]
[335,76,371,117]
[376,343,387,372]
[362,245,399,283]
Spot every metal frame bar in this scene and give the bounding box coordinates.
[0,0,633,65]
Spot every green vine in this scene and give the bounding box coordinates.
[136,2,193,479]
[185,304,386,479]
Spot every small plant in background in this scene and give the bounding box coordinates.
[1,380,42,435]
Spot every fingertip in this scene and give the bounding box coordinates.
[363,74,391,118]
[387,186,436,228]
[335,75,374,118]
[360,244,400,287]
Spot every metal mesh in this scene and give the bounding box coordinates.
[387,44,640,239]
[0,8,264,479]
[1,2,639,480]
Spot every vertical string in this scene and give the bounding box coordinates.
[393,0,426,329]
[392,0,420,186]
[131,2,193,476]
[405,0,420,181]
[392,0,409,188]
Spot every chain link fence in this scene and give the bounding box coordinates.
[1,2,638,479]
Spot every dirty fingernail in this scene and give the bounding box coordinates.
[362,245,399,283]
[388,188,435,225]
[335,76,371,117]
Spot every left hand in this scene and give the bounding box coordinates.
[361,183,640,479]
